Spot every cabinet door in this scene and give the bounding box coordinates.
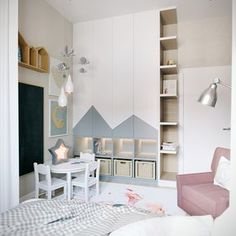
[112,14,134,138]
[93,18,113,137]
[133,10,159,139]
[73,21,94,137]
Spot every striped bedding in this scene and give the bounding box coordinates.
[0,199,156,236]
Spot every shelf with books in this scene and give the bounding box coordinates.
[158,7,179,186]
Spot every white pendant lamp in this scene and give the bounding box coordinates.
[65,74,73,94]
[58,87,67,107]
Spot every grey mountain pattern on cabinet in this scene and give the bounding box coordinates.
[133,115,157,139]
[73,106,93,137]
[73,106,112,138]
[113,116,134,138]
[92,106,112,138]
[73,106,158,139]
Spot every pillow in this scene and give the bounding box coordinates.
[48,139,70,165]
[214,156,230,191]
[110,215,213,236]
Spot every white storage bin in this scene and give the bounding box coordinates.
[114,159,132,177]
[135,161,156,179]
[98,158,112,176]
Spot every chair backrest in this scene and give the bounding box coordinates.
[80,152,95,162]
[211,147,230,175]
[84,160,100,183]
[33,162,51,186]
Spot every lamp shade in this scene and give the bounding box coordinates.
[198,83,218,107]
[58,87,67,107]
[65,74,73,94]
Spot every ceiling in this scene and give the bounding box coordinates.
[45,0,232,23]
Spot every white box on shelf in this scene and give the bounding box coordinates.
[114,159,132,177]
[162,80,177,95]
[135,161,156,179]
[98,158,112,176]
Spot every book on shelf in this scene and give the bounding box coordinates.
[161,142,178,151]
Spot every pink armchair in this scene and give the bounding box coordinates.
[177,147,230,218]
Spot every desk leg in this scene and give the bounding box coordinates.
[67,172,72,201]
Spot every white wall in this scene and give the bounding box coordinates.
[18,0,73,198]
[0,0,19,212]
[183,66,231,173]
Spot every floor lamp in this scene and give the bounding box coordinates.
[198,78,231,108]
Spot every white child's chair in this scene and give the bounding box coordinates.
[72,160,100,202]
[34,162,67,200]
[80,152,95,161]
[72,152,95,178]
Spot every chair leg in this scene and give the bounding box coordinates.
[47,190,52,200]
[52,190,55,197]
[64,185,67,200]
[96,182,99,196]
[85,187,89,202]
[35,187,39,198]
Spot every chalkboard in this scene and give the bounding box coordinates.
[19,83,44,176]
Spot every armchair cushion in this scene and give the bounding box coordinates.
[182,183,229,218]
[177,147,230,218]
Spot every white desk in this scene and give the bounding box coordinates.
[49,159,87,200]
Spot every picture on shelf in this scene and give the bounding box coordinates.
[162,79,177,95]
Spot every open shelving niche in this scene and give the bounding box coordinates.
[74,136,158,186]
[158,7,180,187]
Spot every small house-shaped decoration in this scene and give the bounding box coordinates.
[18,32,49,73]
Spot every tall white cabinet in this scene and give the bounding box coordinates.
[113,15,133,131]
[73,8,182,187]
[133,10,159,131]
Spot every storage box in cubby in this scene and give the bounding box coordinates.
[96,158,112,176]
[135,161,156,179]
[114,159,132,177]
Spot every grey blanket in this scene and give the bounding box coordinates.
[0,199,156,236]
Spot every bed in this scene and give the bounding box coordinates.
[0,199,213,236]
[0,199,155,236]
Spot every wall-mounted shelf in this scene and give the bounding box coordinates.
[18,32,49,73]
[160,65,178,75]
[160,36,177,50]
[18,61,48,73]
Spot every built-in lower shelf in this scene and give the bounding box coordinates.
[160,93,178,98]
[160,171,177,181]
[160,150,177,155]
[160,36,177,50]
[160,122,178,126]
[160,65,178,75]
